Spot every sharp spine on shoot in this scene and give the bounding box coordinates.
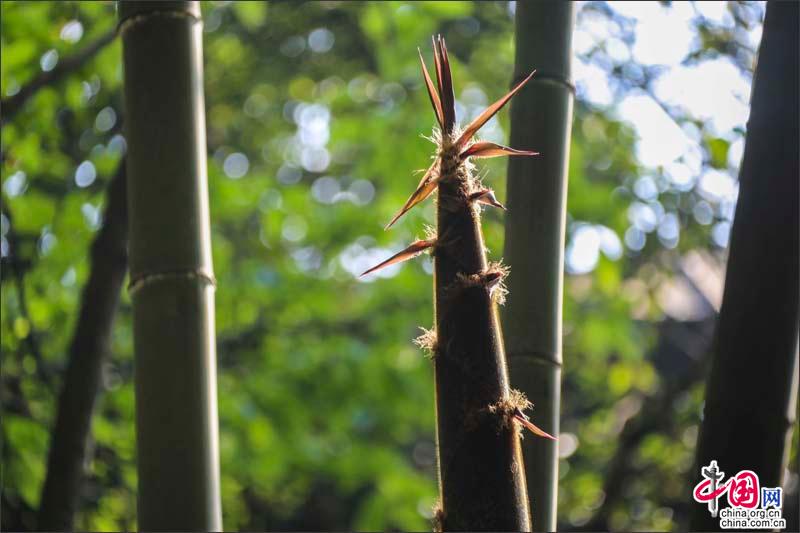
[436,35,456,134]
[514,409,558,441]
[455,70,537,150]
[359,238,436,277]
[432,37,444,111]
[385,160,439,230]
[469,189,506,210]
[419,48,444,129]
[461,141,539,160]
[375,50,537,230]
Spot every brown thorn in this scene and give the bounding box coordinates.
[485,389,557,440]
[418,47,444,129]
[359,238,436,277]
[432,35,444,105]
[460,140,539,160]
[455,70,537,150]
[468,188,506,210]
[384,158,440,230]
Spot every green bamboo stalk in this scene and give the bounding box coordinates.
[118,2,221,530]
[690,3,799,530]
[364,36,555,531]
[502,3,575,531]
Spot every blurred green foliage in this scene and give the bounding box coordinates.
[1,1,795,532]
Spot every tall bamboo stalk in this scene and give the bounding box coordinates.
[502,3,575,531]
[364,36,555,531]
[690,3,799,530]
[118,2,221,530]
[38,164,128,531]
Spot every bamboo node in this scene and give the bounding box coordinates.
[128,268,217,295]
[488,388,558,441]
[442,159,479,212]
[487,261,509,305]
[435,124,463,154]
[439,156,461,179]
[437,190,468,213]
[429,225,462,259]
[486,389,532,437]
[423,224,438,241]
[414,327,438,359]
[453,262,509,305]
[118,9,201,37]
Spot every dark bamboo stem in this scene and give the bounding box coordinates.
[367,36,538,531]
[37,164,128,531]
[433,142,531,531]
[690,3,799,530]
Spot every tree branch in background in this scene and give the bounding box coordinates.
[580,320,712,531]
[37,162,128,531]
[579,253,724,531]
[0,27,117,126]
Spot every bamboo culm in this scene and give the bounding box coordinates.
[502,3,576,530]
[118,2,222,530]
[690,3,799,530]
